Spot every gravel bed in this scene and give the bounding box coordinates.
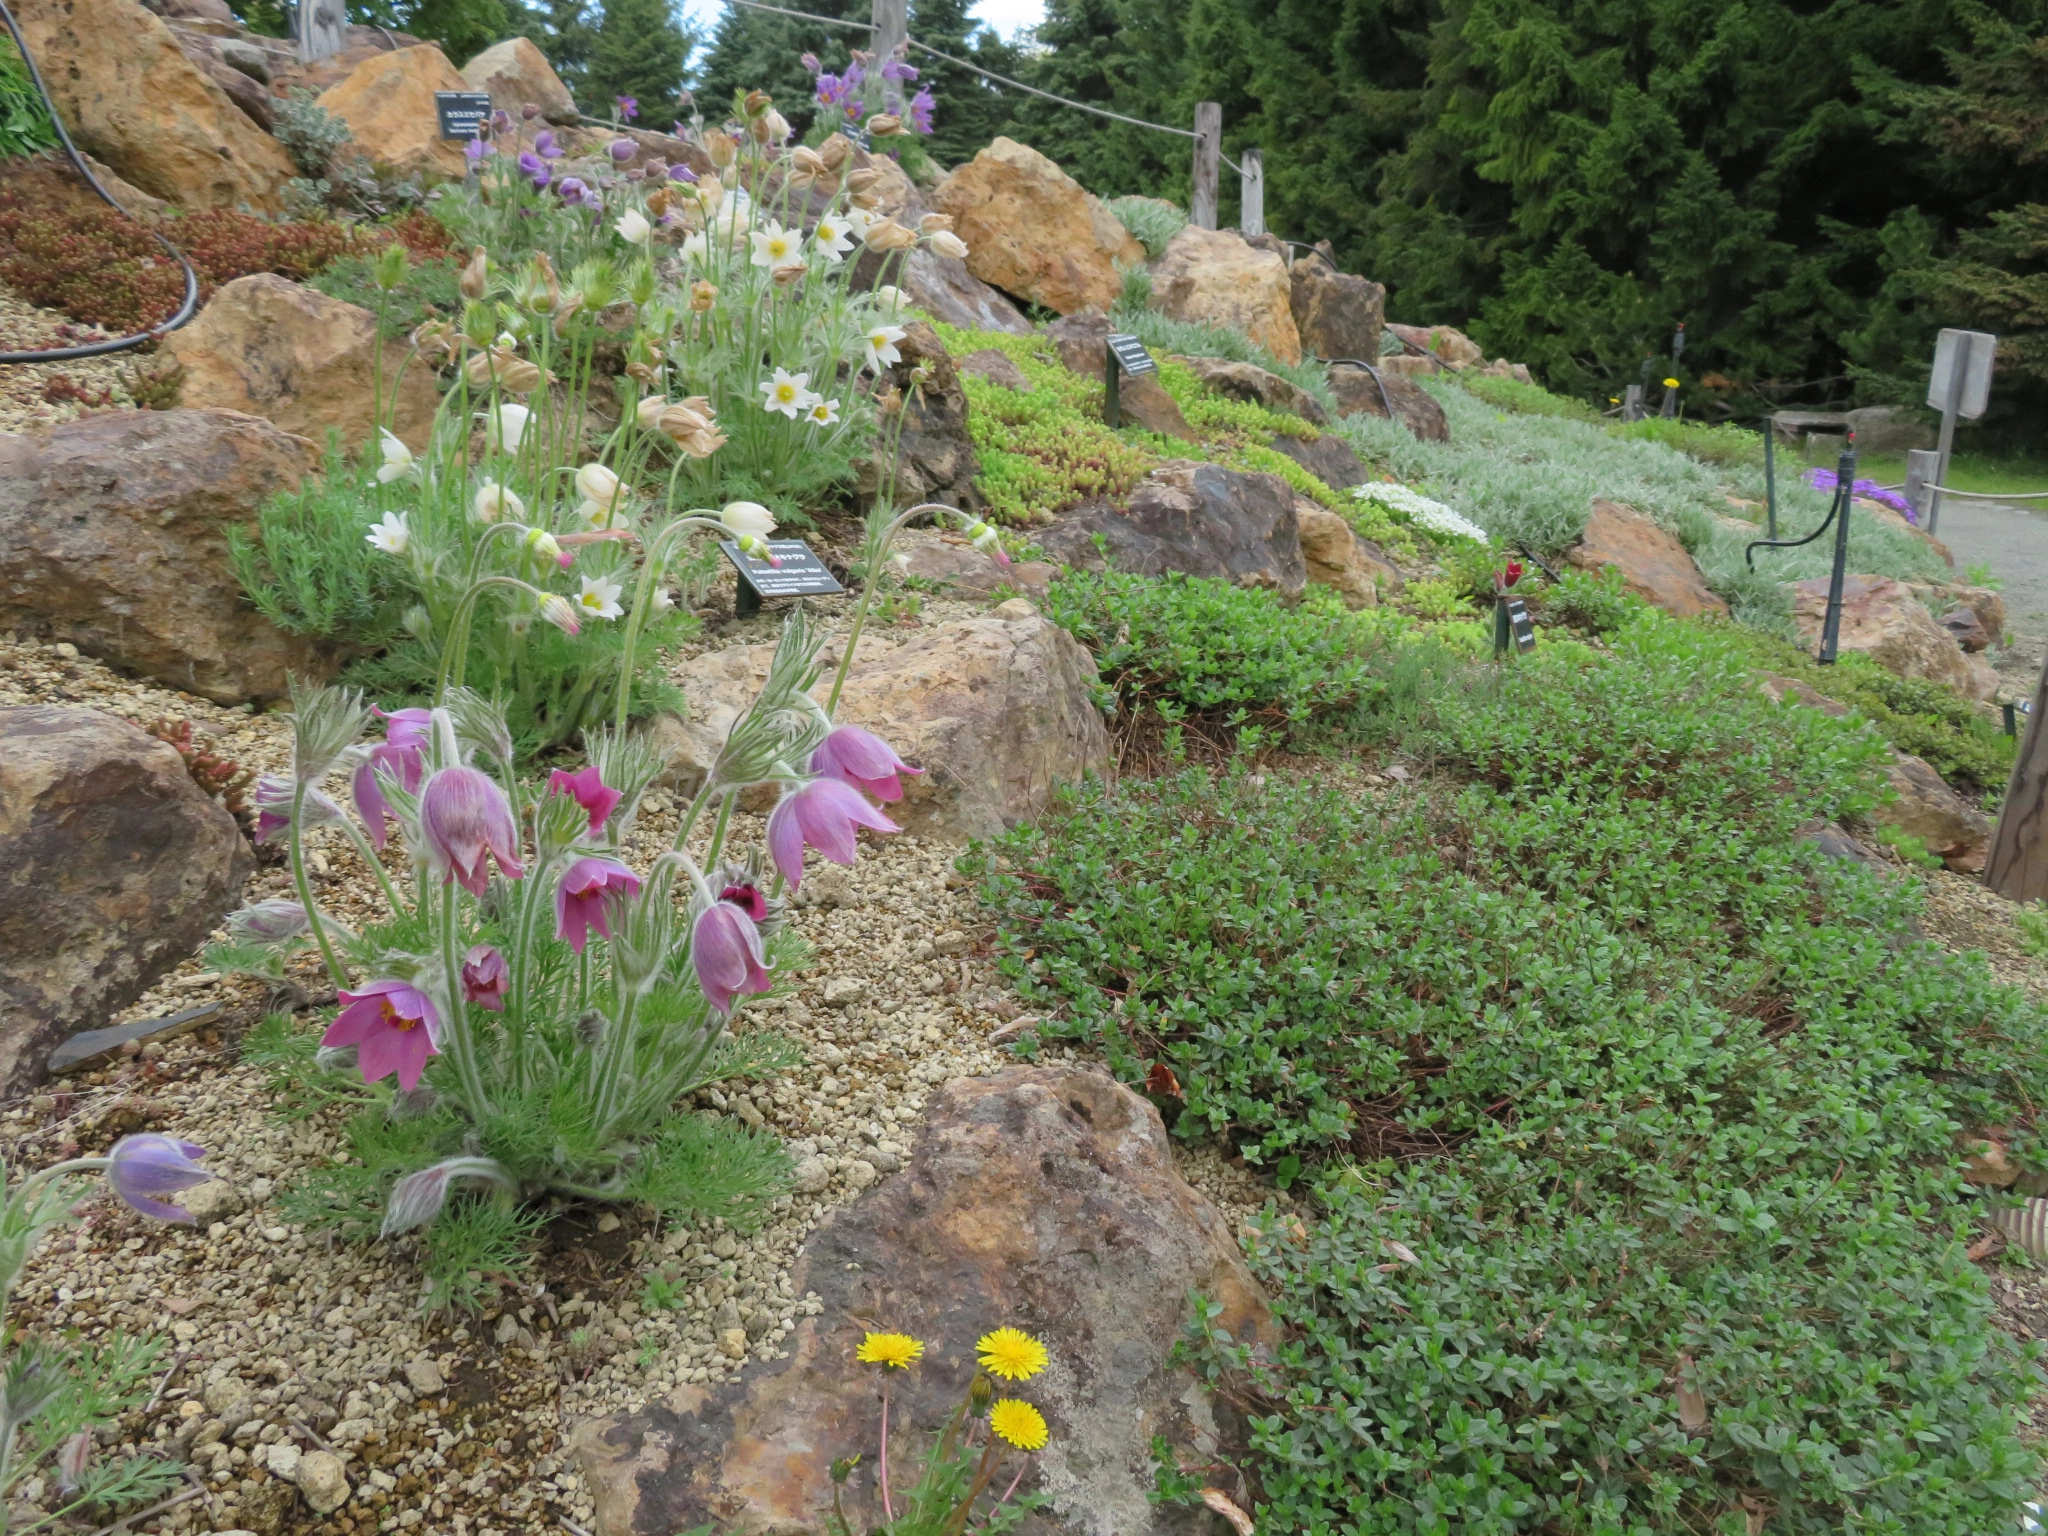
[0,281,138,433]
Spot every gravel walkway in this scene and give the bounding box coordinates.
[0,281,137,432]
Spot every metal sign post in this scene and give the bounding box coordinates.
[1102,333,1157,429]
[1904,448,1940,527]
[1924,327,1996,534]
[1763,414,1778,538]
[1817,444,1856,664]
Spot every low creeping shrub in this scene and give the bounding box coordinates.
[1105,194,1187,259]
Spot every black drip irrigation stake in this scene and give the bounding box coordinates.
[0,0,201,364]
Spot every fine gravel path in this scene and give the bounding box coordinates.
[0,281,137,432]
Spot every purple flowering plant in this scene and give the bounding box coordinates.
[1805,467,1917,524]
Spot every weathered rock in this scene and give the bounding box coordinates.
[0,708,250,1092]
[958,347,1033,392]
[654,608,1107,841]
[931,137,1144,315]
[1040,461,1306,597]
[268,26,423,96]
[1326,362,1450,443]
[10,0,295,210]
[1172,354,1327,424]
[1789,575,1990,701]
[571,1065,1276,1536]
[291,1450,351,1515]
[854,320,979,511]
[1296,501,1382,607]
[1150,225,1302,366]
[1940,605,1991,652]
[1911,582,2005,648]
[1879,752,1993,872]
[1263,430,1367,490]
[47,1001,220,1075]
[1378,351,1448,380]
[163,274,440,453]
[459,36,578,125]
[1388,323,1485,367]
[891,242,1036,335]
[1476,357,1537,384]
[193,50,274,131]
[0,409,335,704]
[0,148,171,222]
[1290,257,1385,362]
[894,529,1056,600]
[315,45,470,180]
[1845,405,1934,455]
[1565,500,1728,620]
[1047,312,1195,440]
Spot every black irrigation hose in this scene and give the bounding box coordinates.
[1324,358,1398,422]
[1745,470,1850,572]
[0,0,202,364]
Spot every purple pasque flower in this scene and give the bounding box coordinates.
[615,94,638,120]
[419,765,525,897]
[534,128,562,159]
[352,707,431,848]
[881,57,918,82]
[557,176,587,203]
[461,943,509,1011]
[766,777,899,889]
[670,163,698,183]
[252,773,344,844]
[106,1134,210,1223]
[465,136,493,163]
[548,764,622,837]
[692,895,772,1014]
[608,138,636,164]
[815,71,852,109]
[555,856,642,953]
[811,724,921,803]
[719,879,769,922]
[518,149,546,177]
[322,979,441,1092]
[799,50,821,75]
[909,87,935,134]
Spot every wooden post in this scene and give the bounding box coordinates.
[1191,102,1221,231]
[1239,148,1264,236]
[1904,448,1939,528]
[871,0,907,71]
[296,0,345,63]
[1621,384,1644,422]
[1989,656,2048,902]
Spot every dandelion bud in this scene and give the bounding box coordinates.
[829,1455,859,1485]
[704,129,738,168]
[867,113,904,136]
[689,279,718,313]
[540,594,581,635]
[817,132,853,171]
[928,229,969,260]
[459,246,489,300]
[862,216,917,251]
[969,1373,995,1412]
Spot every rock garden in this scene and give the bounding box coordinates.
[7,13,2048,1536]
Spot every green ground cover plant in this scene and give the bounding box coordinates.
[0,36,55,159]
[1105,194,1187,259]
[981,608,2048,1534]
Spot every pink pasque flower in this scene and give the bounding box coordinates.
[419,766,524,896]
[810,725,921,803]
[353,707,432,848]
[555,857,642,953]
[765,777,899,889]
[322,979,441,1091]
[548,764,622,837]
[719,880,769,922]
[692,894,772,1014]
[106,1134,211,1223]
[461,944,509,1011]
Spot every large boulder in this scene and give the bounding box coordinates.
[0,410,336,705]
[1789,575,1993,701]
[1040,461,1307,598]
[163,273,440,453]
[1388,323,1485,368]
[315,44,470,180]
[656,605,1107,841]
[894,529,1057,600]
[930,137,1144,315]
[1290,258,1385,363]
[1048,312,1195,440]
[1565,500,1729,620]
[459,36,578,125]
[1326,363,1450,443]
[571,1065,1277,1536]
[9,0,295,210]
[1879,752,1992,873]
[888,243,1035,335]
[1171,355,1327,424]
[1150,226,1302,366]
[854,320,979,511]
[1297,500,1384,608]
[1263,430,1368,490]
[0,707,251,1092]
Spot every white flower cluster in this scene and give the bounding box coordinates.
[1353,482,1490,544]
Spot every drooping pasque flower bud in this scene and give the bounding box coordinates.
[810,725,921,803]
[106,1134,211,1222]
[765,778,899,889]
[419,765,525,896]
[555,856,642,953]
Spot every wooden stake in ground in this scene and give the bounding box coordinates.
[1988,652,2048,902]
[1191,102,1221,230]
[872,0,906,69]
[1239,148,1264,236]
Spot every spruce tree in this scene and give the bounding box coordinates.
[582,0,696,121]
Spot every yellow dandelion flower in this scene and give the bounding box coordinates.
[856,1331,924,1369]
[976,1327,1049,1382]
[1663,377,1679,389]
[988,1398,1049,1452]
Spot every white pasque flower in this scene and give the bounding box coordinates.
[375,429,416,483]
[365,511,410,555]
[720,501,777,540]
[861,323,907,373]
[759,367,815,418]
[681,231,710,265]
[575,462,624,510]
[749,220,799,270]
[574,574,625,621]
[812,213,854,263]
[614,208,652,245]
[806,397,840,427]
[485,403,531,452]
[927,229,969,260]
[651,587,676,612]
[843,205,874,240]
[872,284,909,316]
[472,481,525,522]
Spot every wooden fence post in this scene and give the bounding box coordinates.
[871,0,906,69]
[1989,655,2048,902]
[296,0,345,63]
[1239,148,1264,236]
[1191,102,1221,231]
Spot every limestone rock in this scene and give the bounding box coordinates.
[1290,258,1385,362]
[1263,430,1368,490]
[9,0,295,210]
[1379,351,1447,380]
[854,320,979,511]
[1172,354,1328,424]
[191,49,274,132]
[930,137,1144,315]
[291,1450,351,1514]
[1788,575,1989,700]
[315,45,470,180]
[459,36,578,125]
[958,347,1033,392]
[164,274,440,453]
[656,612,1107,841]
[1151,225,1302,365]
[1564,500,1728,620]
[894,529,1055,600]
[0,707,250,1092]
[0,409,336,704]
[1326,363,1451,443]
[1296,501,1382,607]
[1879,752,1992,873]
[1048,312,1194,440]
[1040,460,1306,598]
[571,1065,1277,1536]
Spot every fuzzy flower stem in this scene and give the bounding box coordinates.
[439,875,494,1115]
[940,1436,1004,1536]
[289,783,350,989]
[826,502,962,714]
[879,1379,895,1523]
[702,790,736,874]
[612,514,729,732]
[438,575,554,699]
